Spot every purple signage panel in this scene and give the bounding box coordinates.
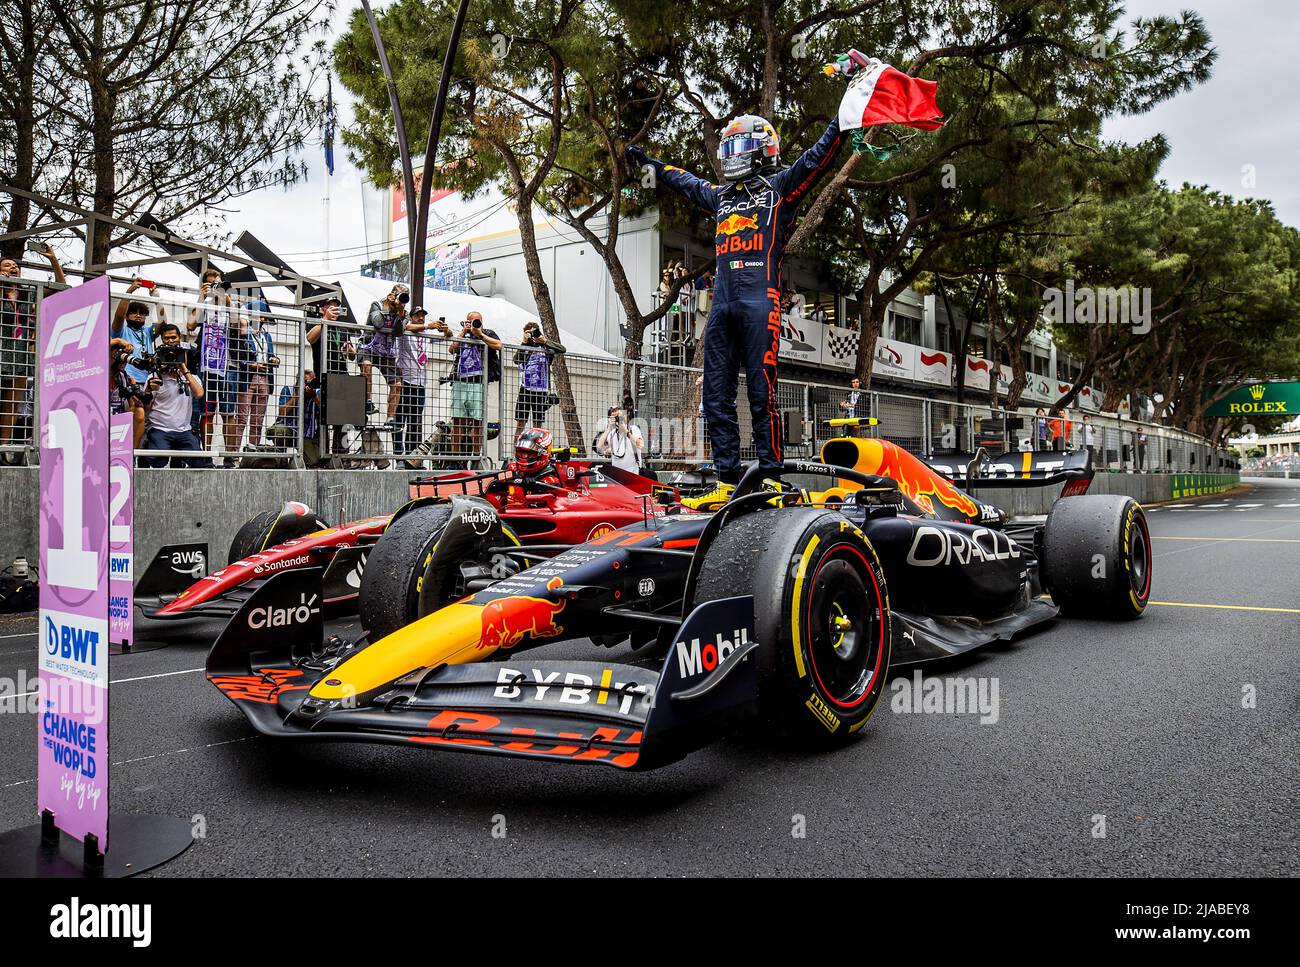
[109,411,134,650]
[37,276,111,851]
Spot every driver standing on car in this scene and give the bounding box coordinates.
[626,114,845,509]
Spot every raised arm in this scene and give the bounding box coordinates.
[771,118,843,203]
[625,145,720,214]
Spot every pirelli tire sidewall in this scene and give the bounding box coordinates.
[1043,495,1152,620]
[359,504,454,641]
[228,510,279,566]
[691,508,892,746]
[770,513,892,743]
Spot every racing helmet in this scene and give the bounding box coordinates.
[514,427,553,474]
[718,114,780,182]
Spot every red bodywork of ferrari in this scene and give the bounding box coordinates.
[151,462,670,619]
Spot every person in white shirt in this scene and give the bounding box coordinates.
[597,403,644,474]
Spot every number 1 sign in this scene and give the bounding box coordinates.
[37,276,112,853]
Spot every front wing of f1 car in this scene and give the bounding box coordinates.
[206,566,760,771]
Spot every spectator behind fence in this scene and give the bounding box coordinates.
[266,368,321,466]
[187,267,245,462]
[432,311,501,461]
[394,306,433,454]
[839,377,865,419]
[307,295,355,375]
[307,295,356,457]
[236,303,278,448]
[513,320,565,437]
[109,337,148,448]
[1135,428,1148,470]
[1082,413,1096,461]
[2,244,64,456]
[111,280,162,385]
[360,283,408,424]
[141,323,205,467]
[597,403,644,474]
[1048,406,1065,451]
[1034,407,1048,450]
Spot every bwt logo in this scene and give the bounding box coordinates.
[45,616,99,665]
[675,628,748,679]
[45,303,103,358]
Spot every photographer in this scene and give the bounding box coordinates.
[513,320,565,437]
[359,283,407,424]
[111,286,161,385]
[109,337,148,449]
[596,403,644,475]
[140,323,205,467]
[431,310,501,460]
[266,368,322,466]
[236,304,279,447]
[187,268,245,461]
[394,306,434,453]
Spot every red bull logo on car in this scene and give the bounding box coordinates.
[478,577,567,651]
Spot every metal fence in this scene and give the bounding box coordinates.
[0,276,1240,475]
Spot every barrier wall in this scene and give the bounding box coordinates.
[0,468,413,576]
[0,467,1241,577]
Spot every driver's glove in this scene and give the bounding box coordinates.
[624,144,651,169]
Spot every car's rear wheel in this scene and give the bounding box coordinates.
[1042,495,1152,619]
[690,508,892,746]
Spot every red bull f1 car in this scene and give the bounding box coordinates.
[205,429,1152,771]
[140,456,672,630]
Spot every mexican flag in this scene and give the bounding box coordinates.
[838,60,943,131]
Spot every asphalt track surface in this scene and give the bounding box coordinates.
[2,479,1296,877]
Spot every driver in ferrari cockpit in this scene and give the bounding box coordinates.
[504,427,564,494]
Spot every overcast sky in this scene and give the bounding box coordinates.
[220,0,1299,282]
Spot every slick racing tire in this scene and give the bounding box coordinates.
[228,511,279,565]
[691,508,892,747]
[1042,495,1152,620]
[227,506,326,566]
[360,504,456,642]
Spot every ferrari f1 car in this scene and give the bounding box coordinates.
[142,454,672,628]
[205,426,1152,771]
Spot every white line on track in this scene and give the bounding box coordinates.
[2,735,255,789]
[7,666,204,700]
[0,632,35,640]
[1276,503,1300,508]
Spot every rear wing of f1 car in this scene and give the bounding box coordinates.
[205,567,759,771]
[925,447,1094,495]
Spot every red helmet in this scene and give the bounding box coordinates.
[514,427,553,474]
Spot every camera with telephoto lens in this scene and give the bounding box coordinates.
[133,343,188,374]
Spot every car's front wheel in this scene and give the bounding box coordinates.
[690,508,892,746]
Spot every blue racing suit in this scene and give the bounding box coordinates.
[642,119,844,480]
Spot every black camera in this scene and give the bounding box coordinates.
[152,343,188,371]
[114,369,153,407]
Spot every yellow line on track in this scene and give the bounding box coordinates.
[1149,601,1300,614]
[1152,536,1300,543]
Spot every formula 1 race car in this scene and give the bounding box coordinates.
[143,454,673,629]
[205,426,1152,772]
